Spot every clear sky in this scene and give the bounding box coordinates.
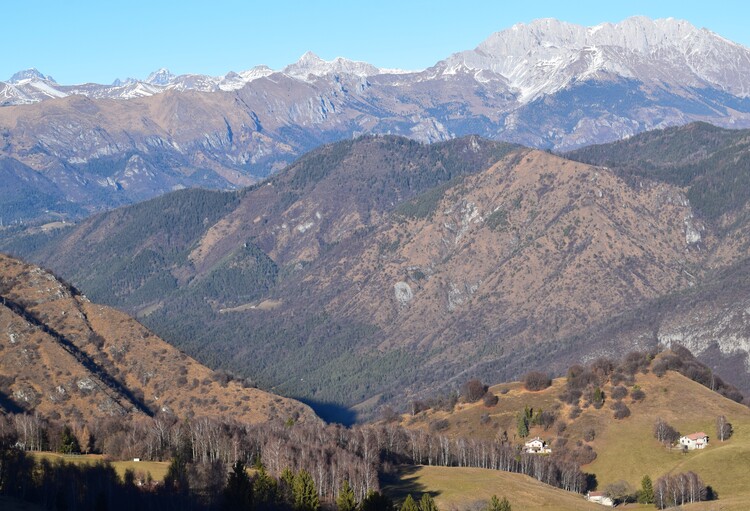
[4,0,750,84]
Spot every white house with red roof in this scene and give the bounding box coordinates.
[679,432,708,450]
[523,437,551,454]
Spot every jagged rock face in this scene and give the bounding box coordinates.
[3,17,750,222]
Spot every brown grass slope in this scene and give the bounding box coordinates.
[0,253,316,424]
[403,368,750,505]
[383,465,602,511]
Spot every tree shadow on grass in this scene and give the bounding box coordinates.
[380,465,441,505]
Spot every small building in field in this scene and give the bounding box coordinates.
[524,437,551,454]
[680,432,708,450]
[586,491,614,506]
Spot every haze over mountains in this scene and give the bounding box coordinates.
[4,17,750,223]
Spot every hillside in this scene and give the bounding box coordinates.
[567,122,750,260]
[401,358,750,505]
[4,133,731,419]
[383,466,602,511]
[0,253,316,425]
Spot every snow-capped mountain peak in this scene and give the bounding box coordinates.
[145,68,176,86]
[283,52,381,80]
[437,16,750,100]
[8,68,56,84]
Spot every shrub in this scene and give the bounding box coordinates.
[461,379,488,403]
[630,387,646,402]
[523,371,552,391]
[591,358,615,379]
[583,428,596,442]
[559,388,582,405]
[536,410,557,430]
[620,351,651,375]
[568,406,582,420]
[653,419,680,445]
[612,401,631,419]
[570,444,597,464]
[429,419,450,433]
[611,385,628,400]
[555,420,567,435]
[483,392,499,407]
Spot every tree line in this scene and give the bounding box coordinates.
[0,403,593,510]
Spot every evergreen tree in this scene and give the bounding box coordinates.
[593,387,605,408]
[516,412,529,438]
[279,467,295,505]
[401,494,419,511]
[419,493,439,511]
[60,426,81,454]
[637,475,654,504]
[361,491,394,511]
[485,495,511,511]
[336,480,357,511]
[163,451,190,493]
[223,460,252,510]
[253,465,278,510]
[293,470,320,511]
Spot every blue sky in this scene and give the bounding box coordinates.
[4,0,750,84]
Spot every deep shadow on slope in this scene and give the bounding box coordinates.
[296,398,357,426]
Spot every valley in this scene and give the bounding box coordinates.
[3,9,750,510]
[6,124,750,420]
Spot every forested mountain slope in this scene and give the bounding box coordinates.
[8,133,736,419]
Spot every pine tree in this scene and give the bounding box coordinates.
[60,426,81,454]
[637,475,654,504]
[419,493,439,511]
[361,491,394,511]
[516,412,529,438]
[223,460,252,510]
[593,387,605,408]
[401,494,419,511]
[279,467,295,505]
[164,451,190,493]
[485,495,511,511]
[253,465,278,510]
[293,470,320,511]
[336,480,357,511]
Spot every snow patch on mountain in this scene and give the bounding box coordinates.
[436,17,750,100]
[8,68,56,84]
[283,52,382,81]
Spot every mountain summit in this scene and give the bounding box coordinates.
[282,51,382,80]
[438,16,750,100]
[7,68,55,84]
[145,67,176,85]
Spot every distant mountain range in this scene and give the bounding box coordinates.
[3,16,750,223]
[9,123,750,418]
